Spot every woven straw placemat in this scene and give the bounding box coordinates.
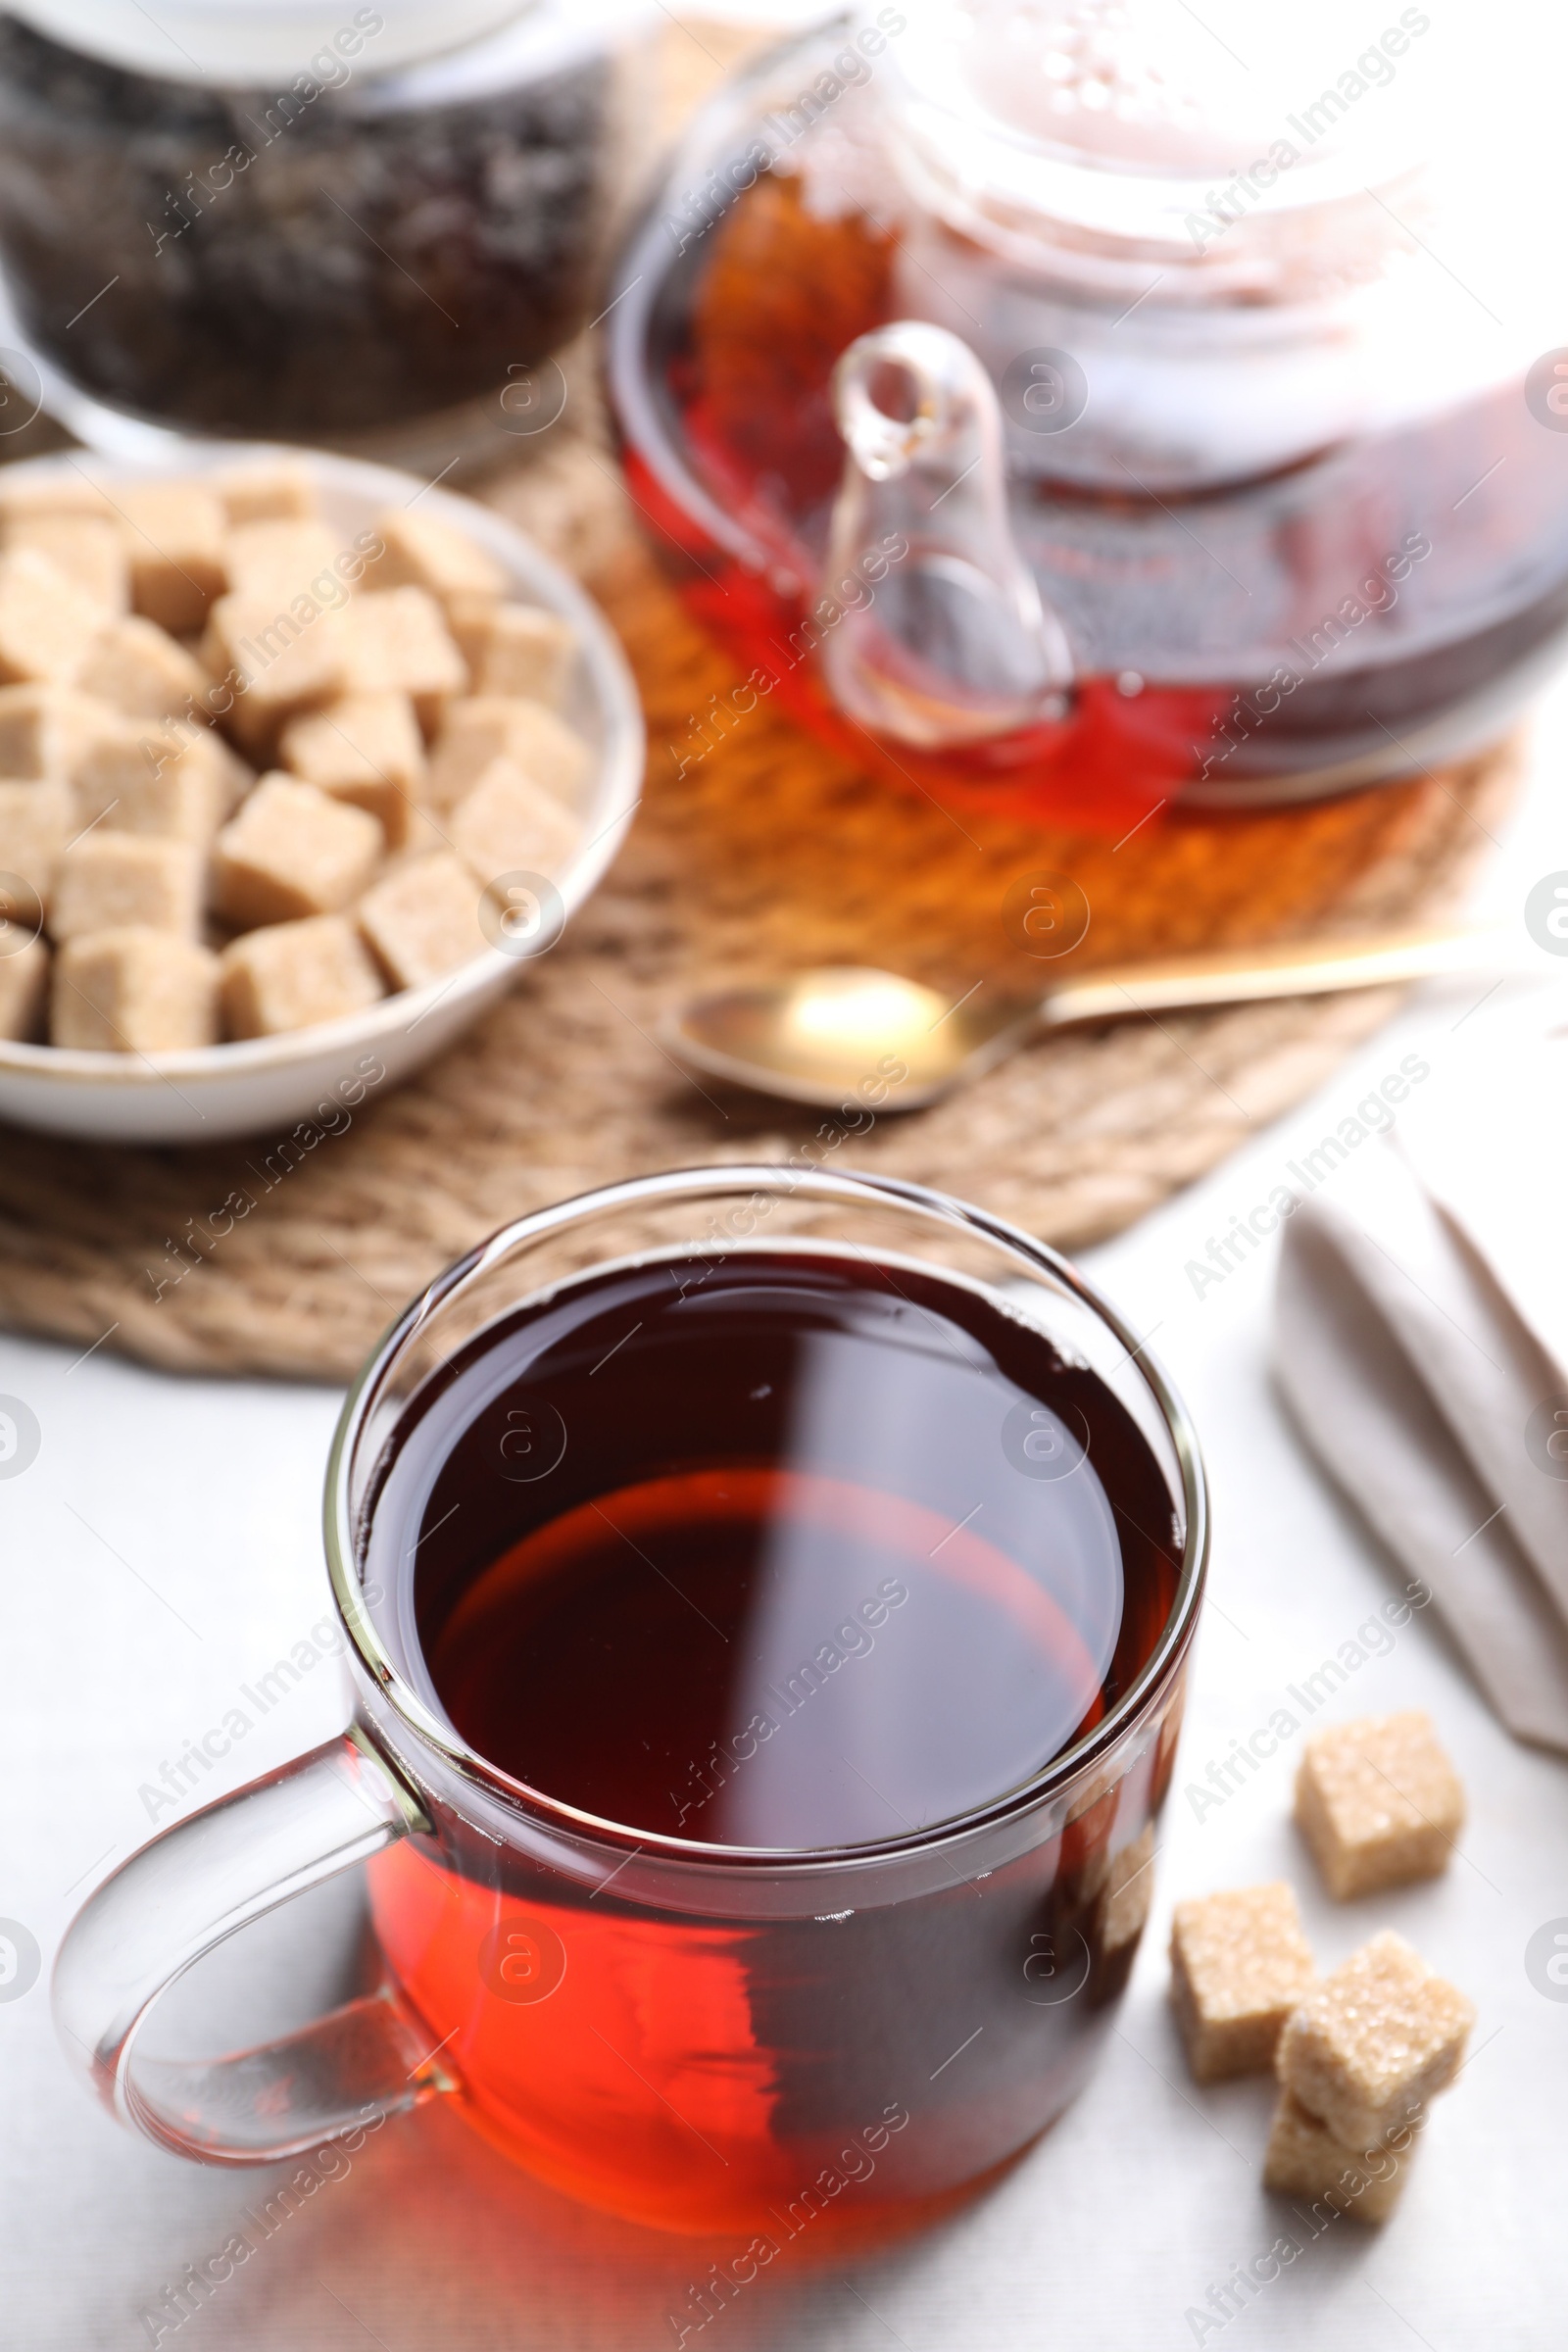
[0,437,1523,1373]
[0,422,1514,1381]
[0,14,1517,1383]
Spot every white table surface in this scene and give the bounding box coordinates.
[4,691,1567,2352]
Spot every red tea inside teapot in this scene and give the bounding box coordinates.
[610,1,1568,831]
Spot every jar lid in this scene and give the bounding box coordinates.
[6,0,538,83]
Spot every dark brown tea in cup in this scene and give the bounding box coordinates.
[362,1247,1183,2230]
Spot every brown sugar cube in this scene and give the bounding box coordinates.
[212,773,382,930]
[51,832,203,942]
[1169,1882,1317,2082]
[0,926,48,1040]
[365,506,508,608]
[0,779,74,909]
[450,756,578,891]
[1261,2089,1422,2225]
[0,550,105,686]
[220,913,383,1039]
[76,616,211,722]
[52,926,219,1052]
[463,603,577,707]
[213,460,319,525]
[1097,1825,1156,1956]
[11,692,133,788]
[156,717,251,811]
[344,588,466,737]
[1296,1711,1465,1900]
[114,482,227,633]
[3,515,128,613]
[1058,1767,1117,1911]
[427,695,589,810]
[279,693,425,846]
[444,590,504,678]
[202,594,349,754]
[76,719,249,834]
[90,742,227,847]
[1277,1930,1474,2149]
[223,519,344,606]
[392,802,455,862]
[0,684,122,779]
[358,852,488,991]
[0,475,112,522]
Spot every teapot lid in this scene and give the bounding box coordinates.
[887,0,1448,255]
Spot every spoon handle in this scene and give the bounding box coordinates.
[1037,924,1510,1030]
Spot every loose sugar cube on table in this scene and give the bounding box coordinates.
[202,595,349,754]
[0,780,74,909]
[457,603,577,706]
[76,617,211,722]
[0,551,106,686]
[1097,1823,1156,1957]
[0,924,48,1039]
[427,695,589,809]
[451,757,579,893]
[366,507,507,608]
[280,693,425,844]
[220,914,383,1039]
[51,833,203,942]
[1276,1930,1473,2149]
[359,852,488,990]
[213,461,319,525]
[1296,1710,1465,1899]
[114,482,227,634]
[52,927,219,1052]
[212,774,382,930]
[0,684,121,779]
[345,588,467,736]
[1170,1882,1317,2082]
[2,514,128,613]
[1261,2089,1421,2225]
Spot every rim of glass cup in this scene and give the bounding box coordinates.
[324,1164,1208,1869]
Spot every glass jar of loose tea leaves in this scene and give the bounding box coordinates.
[0,0,648,466]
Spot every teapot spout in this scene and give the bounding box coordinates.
[818,321,1074,748]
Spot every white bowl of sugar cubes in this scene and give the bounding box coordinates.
[0,443,643,1143]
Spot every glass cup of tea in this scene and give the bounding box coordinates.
[54,1165,1207,2236]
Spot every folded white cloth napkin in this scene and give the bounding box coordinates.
[1274,1022,1568,1752]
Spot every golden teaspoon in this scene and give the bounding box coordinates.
[662,928,1511,1111]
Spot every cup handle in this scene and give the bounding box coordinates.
[52,1729,459,2165]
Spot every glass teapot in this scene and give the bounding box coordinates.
[608,0,1568,828]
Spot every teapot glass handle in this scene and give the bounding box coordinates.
[819,319,1075,747]
[51,1731,458,2165]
